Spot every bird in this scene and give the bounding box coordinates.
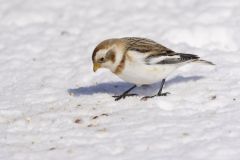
[92,37,214,101]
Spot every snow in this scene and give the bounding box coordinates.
[0,0,240,159]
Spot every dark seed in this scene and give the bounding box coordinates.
[92,116,98,120]
[74,118,82,124]
[210,95,217,100]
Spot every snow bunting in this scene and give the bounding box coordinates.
[92,37,214,101]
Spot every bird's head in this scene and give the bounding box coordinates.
[92,39,124,72]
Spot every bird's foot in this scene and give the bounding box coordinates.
[141,92,170,101]
[158,92,170,96]
[113,93,138,101]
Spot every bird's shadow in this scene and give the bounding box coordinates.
[68,75,204,96]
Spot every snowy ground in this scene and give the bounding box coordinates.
[0,0,240,159]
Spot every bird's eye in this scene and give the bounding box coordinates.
[98,57,105,63]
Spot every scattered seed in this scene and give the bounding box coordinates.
[101,113,109,116]
[74,118,82,124]
[92,113,109,120]
[92,116,98,120]
[69,92,74,96]
[87,124,97,127]
[49,147,56,151]
[61,31,69,35]
[182,132,189,136]
[97,128,107,132]
[210,95,217,100]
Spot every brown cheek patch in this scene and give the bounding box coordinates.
[110,54,116,63]
[107,50,116,63]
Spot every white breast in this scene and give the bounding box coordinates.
[117,51,179,86]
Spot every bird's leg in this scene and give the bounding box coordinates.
[141,79,170,100]
[113,85,137,101]
[157,79,170,96]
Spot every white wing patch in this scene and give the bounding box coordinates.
[145,55,181,65]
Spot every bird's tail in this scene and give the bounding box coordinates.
[195,59,215,65]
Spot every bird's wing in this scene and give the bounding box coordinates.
[145,53,200,65]
[122,37,173,54]
[122,37,199,65]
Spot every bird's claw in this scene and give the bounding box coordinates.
[141,92,170,101]
[158,92,170,96]
[113,93,138,101]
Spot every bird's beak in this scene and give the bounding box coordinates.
[93,63,101,72]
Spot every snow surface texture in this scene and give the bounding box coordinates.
[0,0,240,159]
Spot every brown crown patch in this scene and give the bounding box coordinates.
[92,38,121,61]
